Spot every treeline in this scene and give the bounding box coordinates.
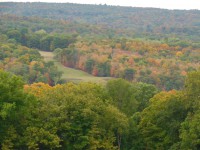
[3,27,76,52]
[54,38,199,90]
[1,2,200,42]
[0,70,200,149]
[0,33,63,85]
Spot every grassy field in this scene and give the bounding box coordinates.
[39,51,112,84]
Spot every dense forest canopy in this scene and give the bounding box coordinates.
[0,11,199,90]
[0,2,199,89]
[0,2,200,41]
[0,2,200,150]
[0,70,200,149]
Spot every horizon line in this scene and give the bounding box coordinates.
[0,1,199,10]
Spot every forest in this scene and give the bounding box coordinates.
[0,2,200,150]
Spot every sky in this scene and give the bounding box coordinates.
[0,0,200,10]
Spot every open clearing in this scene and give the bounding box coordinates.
[39,51,112,84]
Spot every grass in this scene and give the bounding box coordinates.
[39,51,112,84]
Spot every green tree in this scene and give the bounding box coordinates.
[7,29,21,42]
[27,34,40,49]
[0,70,35,149]
[179,71,200,149]
[63,47,78,67]
[97,61,111,77]
[139,91,187,150]
[24,82,128,149]
[124,68,136,81]
[106,79,138,116]
[85,59,95,74]
[132,82,158,111]
[184,71,200,111]
[50,35,65,50]
[40,35,54,51]
[180,111,200,150]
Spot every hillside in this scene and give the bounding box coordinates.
[0,2,200,150]
[0,2,199,90]
[0,2,200,41]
